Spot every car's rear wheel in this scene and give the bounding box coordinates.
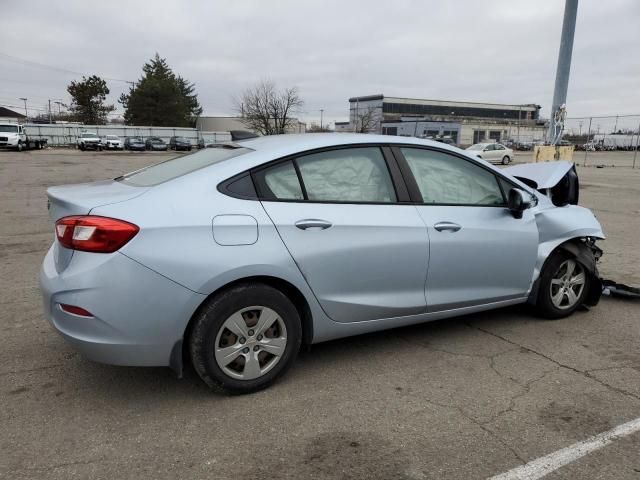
[535,252,589,319]
[501,155,511,165]
[189,283,301,394]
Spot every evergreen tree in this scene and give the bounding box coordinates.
[67,75,115,125]
[119,54,202,127]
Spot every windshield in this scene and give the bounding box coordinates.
[467,144,485,150]
[175,137,188,142]
[106,135,118,140]
[129,137,142,142]
[81,133,97,138]
[0,125,18,133]
[149,138,162,143]
[117,146,253,186]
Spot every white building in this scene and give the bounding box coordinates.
[196,116,306,135]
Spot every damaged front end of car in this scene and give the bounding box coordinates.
[505,161,605,308]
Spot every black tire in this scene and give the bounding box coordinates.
[535,252,590,319]
[16,141,23,152]
[80,144,85,151]
[502,155,511,165]
[189,283,302,394]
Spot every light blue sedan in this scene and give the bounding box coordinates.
[40,134,604,393]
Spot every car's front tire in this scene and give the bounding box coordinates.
[189,283,302,394]
[535,252,590,319]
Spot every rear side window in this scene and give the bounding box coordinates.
[296,147,396,203]
[401,148,505,206]
[257,161,304,200]
[118,147,252,186]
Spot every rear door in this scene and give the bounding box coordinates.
[256,146,429,323]
[393,146,539,312]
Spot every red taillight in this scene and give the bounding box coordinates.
[59,304,93,317]
[55,216,139,253]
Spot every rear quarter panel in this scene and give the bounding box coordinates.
[89,170,332,339]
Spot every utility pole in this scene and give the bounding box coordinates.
[48,99,52,123]
[19,97,28,120]
[54,101,63,116]
[549,0,578,145]
[320,109,324,130]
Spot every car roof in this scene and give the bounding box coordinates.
[239,133,457,157]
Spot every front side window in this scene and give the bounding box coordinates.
[401,148,505,206]
[296,147,396,203]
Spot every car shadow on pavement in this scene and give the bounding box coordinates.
[44,303,540,400]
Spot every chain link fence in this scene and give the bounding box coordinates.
[564,115,640,168]
[21,123,231,147]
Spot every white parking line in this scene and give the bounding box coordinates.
[489,416,640,480]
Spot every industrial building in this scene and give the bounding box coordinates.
[347,95,547,146]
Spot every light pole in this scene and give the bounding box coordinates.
[320,109,324,131]
[19,97,28,120]
[549,0,578,145]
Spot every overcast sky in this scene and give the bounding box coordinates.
[2,0,639,127]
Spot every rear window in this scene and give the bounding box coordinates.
[117,146,253,186]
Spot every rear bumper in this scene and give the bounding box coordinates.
[39,245,205,367]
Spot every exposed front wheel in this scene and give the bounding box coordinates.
[535,253,589,319]
[189,283,301,394]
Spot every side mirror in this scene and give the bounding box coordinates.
[508,188,535,219]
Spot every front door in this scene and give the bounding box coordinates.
[256,146,429,323]
[396,146,539,311]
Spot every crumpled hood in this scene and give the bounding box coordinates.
[505,161,574,189]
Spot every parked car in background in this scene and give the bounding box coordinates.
[77,132,102,151]
[124,136,145,151]
[466,142,513,164]
[145,136,168,151]
[102,135,122,150]
[41,134,604,394]
[169,136,192,151]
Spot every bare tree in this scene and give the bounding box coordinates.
[235,80,304,135]
[354,106,378,133]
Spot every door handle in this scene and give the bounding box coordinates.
[434,221,462,232]
[295,219,332,230]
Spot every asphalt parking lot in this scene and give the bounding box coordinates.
[1,148,639,479]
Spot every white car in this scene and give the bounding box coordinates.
[103,135,122,150]
[466,142,513,165]
[77,132,102,151]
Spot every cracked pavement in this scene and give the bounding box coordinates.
[1,150,639,479]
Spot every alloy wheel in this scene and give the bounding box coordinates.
[550,259,586,310]
[214,306,287,380]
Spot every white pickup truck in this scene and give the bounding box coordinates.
[76,132,102,151]
[0,123,48,151]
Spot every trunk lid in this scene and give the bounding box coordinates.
[46,180,149,272]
